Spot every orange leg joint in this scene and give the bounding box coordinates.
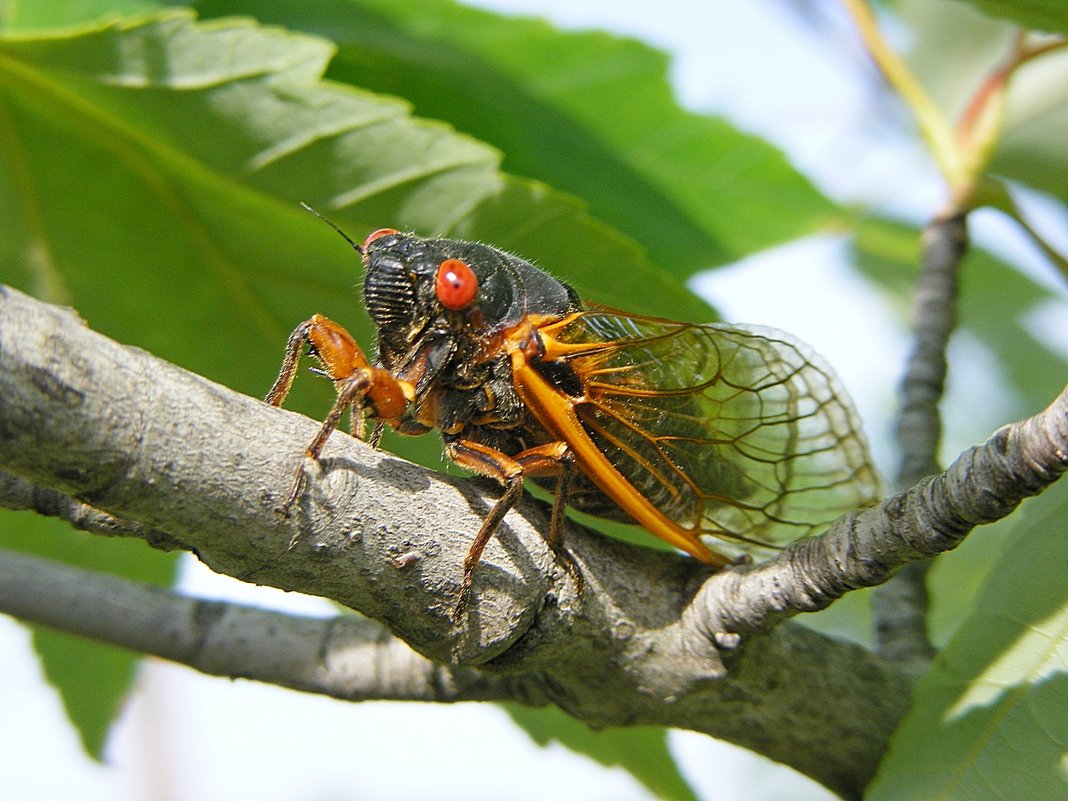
[266,314,414,512]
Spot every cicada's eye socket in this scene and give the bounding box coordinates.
[435,258,478,311]
[362,228,399,251]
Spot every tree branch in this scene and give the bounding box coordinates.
[0,545,539,704]
[0,470,186,551]
[894,214,964,488]
[699,381,1068,634]
[872,213,966,670]
[2,284,1064,798]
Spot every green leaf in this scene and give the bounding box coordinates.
[30,628,139,758]
[0,9,713,357]
[866,480,1068,801]
[0,0,166,31]
[0,510,176,758]
[186,0,841,273]
[949,0,1068,35]
[0,9,712,473]
[505,705,698,801]
[992,83,1068,206]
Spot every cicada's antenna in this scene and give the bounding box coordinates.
[300,202,362,254]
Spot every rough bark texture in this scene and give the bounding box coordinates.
[0,545,532,704]
[1,285,1065,798]
[871,213,966,672]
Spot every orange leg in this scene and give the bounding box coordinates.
[448,439,581,618]
[267,314,412,513]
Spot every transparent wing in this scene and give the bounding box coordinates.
[541,311,882,559]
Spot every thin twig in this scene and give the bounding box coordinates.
[0,546,540,705]
[0,471,186,551]
[840,0,960,182]
[704,382,1068,636]
[893,215,965,488]
[869,213,967,671]
[988,181,1068,282]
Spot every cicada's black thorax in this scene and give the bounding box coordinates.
[362,232,580,395]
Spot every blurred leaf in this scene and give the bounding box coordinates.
[0,0,165,30]
[993,65,1068,204]
[899,0,1015,120]
[0,510,176,758]
[185,0,841,273]
[867,480,1068,801]
[506,705,698,801]
[31,628,138,758]
[796,586,875,649]
[949,0,1068,35]
[891,2,1068,207]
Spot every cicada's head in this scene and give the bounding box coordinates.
[361,228,578,384]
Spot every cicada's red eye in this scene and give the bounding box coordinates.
[362,228,399,251]
[436,258,478,310]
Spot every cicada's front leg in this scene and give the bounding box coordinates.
[446,438,582,618]
[267,313,413,513]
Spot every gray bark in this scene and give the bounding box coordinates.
[871,213,966,672]
[1,285,1065,798]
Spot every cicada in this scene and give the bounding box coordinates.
[268,215,880,616]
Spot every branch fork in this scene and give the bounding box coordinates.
[1,284,1065,798]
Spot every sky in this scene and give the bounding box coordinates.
[2,2,1066,801]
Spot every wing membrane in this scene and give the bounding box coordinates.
[540,311,881,559]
